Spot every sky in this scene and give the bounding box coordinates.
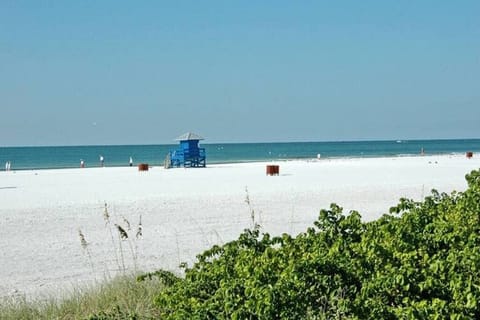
[0,1,479,146]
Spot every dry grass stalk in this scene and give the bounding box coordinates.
[245,186,256,228]
[103,202,110,225]
[115,224,129,240]
[78,229,95,276]
[136,215,143,239]
[78,229,88,250]
[122,216,131,231]
[102,202,121,271]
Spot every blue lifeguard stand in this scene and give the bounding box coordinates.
[170,132,206,168]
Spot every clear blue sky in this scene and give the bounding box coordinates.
[1,1,479,146]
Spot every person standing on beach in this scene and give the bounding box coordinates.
[5,161,9,171]
[129,156,133,167]
[80,159,85,168]
[100,155,104,167]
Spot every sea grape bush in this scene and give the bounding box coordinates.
[145,169,480,319]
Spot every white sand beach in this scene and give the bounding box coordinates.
[0,154,479,299]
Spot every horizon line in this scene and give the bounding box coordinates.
[2,137,480,148]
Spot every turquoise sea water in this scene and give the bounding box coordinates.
[1,139,479,170]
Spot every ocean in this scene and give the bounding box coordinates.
[1,139,479,170]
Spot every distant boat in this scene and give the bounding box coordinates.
[396,140,403,143]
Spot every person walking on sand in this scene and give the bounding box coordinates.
[100,155,104,167]
[80,159,85,168]
[129,156,133,167]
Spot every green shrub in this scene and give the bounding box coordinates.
[149,169,480,319]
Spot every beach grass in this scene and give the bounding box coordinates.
[0,275,164,320]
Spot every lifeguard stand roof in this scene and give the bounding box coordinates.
[174,132,204,141]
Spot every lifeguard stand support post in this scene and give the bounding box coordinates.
[169,132,206,168]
